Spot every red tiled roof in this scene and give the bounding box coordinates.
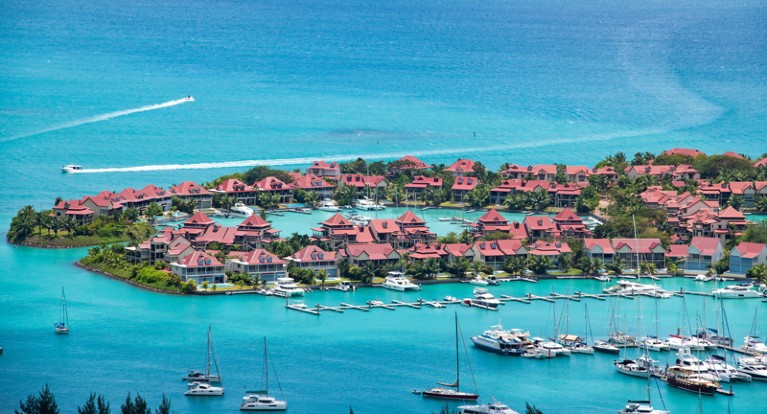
[584,239,615,254]
[666,244,688,258]
[662,148,704,158]
[478,208,507,225]
[290,174,334,190]
[239,215,271,229]
[197,225,238,245]
[755,156,767,168]
[396,210,426,225]
[238,248,287,265]
[254,176,292,191]
[405,175,443,189]
[452,176,480,191]
[170,181,211,196]
[524,215,555,231]
[179,251,222,268]
[344,243,397,260]
[553,208,581,223]
[528,241,571,255]
[290,245,337,262]
[722,151,745,159]
[322,213,353,227]
[184,212,215,227]
[611,238,663,254]
[508,221,528,240]
[446,158,476,173]
[718,206,745,220]
[397,155,431,170]
[689,236,721,256]
[369,219,400,235]
[308,160,339,170]
[213,179,254,193]
[339,174,386,188]
[733,242,767,259]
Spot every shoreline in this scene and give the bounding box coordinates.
[75,262,184,295]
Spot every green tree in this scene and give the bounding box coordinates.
[755,194,767,212]
[78,393,110,414]
[144,202,163,223]
[503,193,525,211]
[305,190,319,207]
[528,255,554,274]
[746,264,767,284]
[447,257,471,278]
[529,189,551,211]
[154,394,171,414]
[120,393,150,414]
[525,402,543,414]
[122,207,139,223]
[465,185,490,208]
[336,184,357,207]
[504,256,528,275]
[16,385,59,414]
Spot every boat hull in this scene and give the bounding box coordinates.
[666,377,716,395]
[421,388,479,401]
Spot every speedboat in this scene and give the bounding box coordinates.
[463,297,499,311]
[240,394,287,411]
[594,339,621,354]
[712,283,763,299]
[318,199,340,212]
[705,355,752,382]
[354,197,385,211]
[334,281,354,292]
[61,164,83,173]
[458,399,520,414]
[273,277,305,297]
[468,277,489,286]
[603,280,671,298]
[471,322,531,356]
[381,272,420,291]
[185,95,195,102]
[594,275,612,282]
[229,202,254,217]
[695,274,714,282]
[536,339,571,357]
[444,296,460,303]
[185,382,224,396]
[738,357,767,380]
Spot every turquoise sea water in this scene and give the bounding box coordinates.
[2,0,767,412]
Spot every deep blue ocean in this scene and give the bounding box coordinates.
[2,0,767,412]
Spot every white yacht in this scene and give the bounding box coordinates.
[712,283,763,299]
[471,322,531,356]
[458,399,520,414]
[704,354,752,382]
[61,164,83,173]
[672,347,718,381]
[618,401,669,414]
[229,202,254,217]
[318,199,340,212]
[603,280,671,298]
[739,336,767,354]
[354,197,385,211]
[614,359,651,378]
[381,272,420,291]
[638,336,670,352]
[535,339,571,357]
[240,394,287,411]
[185,382,224,396]
[738,357,767,380]
[664,335,706,351]
[594,339,621,354]
[273,277,305,297]
[468,277,489,286]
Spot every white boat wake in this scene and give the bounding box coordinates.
[73,126,668,174]
[1,97,194,142]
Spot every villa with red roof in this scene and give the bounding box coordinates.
[113,184,172,212]
[286,245,338,277]
[624,165,674,180]
[209,178,257,205]
[52,200,95,224]
[339,243,401,266]
[225,248,287,282]
[755,156,767,168]
[125,229,195,264]
[524,215,557,240]
[235,215,282,250]
[662,148,704,158]
[672,164,700,181]
[170,250,225,285]
[311,213,360,249]
[289,173,335,200]
[169,181,213,209]
[549,182,584,208]
[254,176,293,203]
[565,166,592,183]
[451,176,480,202]
[489,179,551,205]
[471,208,510,235]
[552,208,591,238]
[611,238,666,269]
[729,242,767,275]
[194,224,238,250]
[395,210,436,246]
[338,174,388,196]
[527,241,571,266]
[393,155,431,172]
[306,160,341,180]
[368,219,400,244]
[404,175,443,200]
[584,239,614,264]
[471,239,527,270]
[508,221,529,241]
[445,158,476,177]
[682,236,724,272]
[590,166,620,181]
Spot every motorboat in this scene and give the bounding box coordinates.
[672,347,718,380]
[273,277,305,297]
[334,281,354,292]
[638,336,670,352]
[712,283,763,299]
[536,339,571,357]
[486,275,501,285]
[463,297,499,311]
[183,370,219,383]
[610,332,638,348]
[695,327,734,347]
[521,345,547,359]
[367,300,385,307]
[471,322,532,356]
[423,300,445,308]
[344,213,372,226]
[737,358,767,380]
[704,355,752,382]
[603,280,671,298]
[473,288,501,303]
[739,336,767,354]
[61,164,83,173]
[354,197,385,211]
[458,399,520,414]
[381,272,420,291]
[694,274,714,282]
[594,275,612,282]
[318,199,340,212]
[665,366,719,395]
[468,277,489,286]
[185,95,195,102]
[614,359,651,378]
[229,202,254,217]
[185,382,224,396]
[444,296,460,303]
[618,401,669,414]
[594,339,621,354]
[664,334,706,351]
[557,334,593,354]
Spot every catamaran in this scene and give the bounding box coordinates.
[184,325,222,384]
[240,337,287,411]
[54,287,70,334]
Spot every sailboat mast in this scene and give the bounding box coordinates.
[264,336,269,395]
[632,215,641,281]
[206,325,212,377]
[454,312,460,392]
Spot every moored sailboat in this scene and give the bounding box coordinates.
[54,287,70,334]
[240,337,287,411]
[184,325,222,384]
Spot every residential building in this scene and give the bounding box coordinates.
[445,158,476,177]
[169,181,213,209]
[209,179,257,205]
[729,242,767,275]
[290,173,335,201]
[306,160,341,180]
[405,175,443,201]
[339,243,401,267]
[225,249,287,282]
[611,238,666,270]
[451,176,480,203]
[584,239,614,264]
[171,251,225,285]
[682,236,724,272]
[254,176,293,204]
[286,245,338,277]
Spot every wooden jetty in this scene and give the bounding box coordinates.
[527,293,554,303]
[339,302,370,312]
[550,292,581,302]
[500,294,531,304]
[717,344,762,357]
[678,288,714,297]
[392,300,421,309]
[286,303,320,315]
[367,302,396,310]
[317,305,344,313]
[574,291,606,301]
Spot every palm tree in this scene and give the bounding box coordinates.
[504,256,528,275]
[305,191,319,208]
[529,189,551,211]
[62,217,77,237]
[316,269,328,286]
[527,255,554,275]
[447,257,471,278]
